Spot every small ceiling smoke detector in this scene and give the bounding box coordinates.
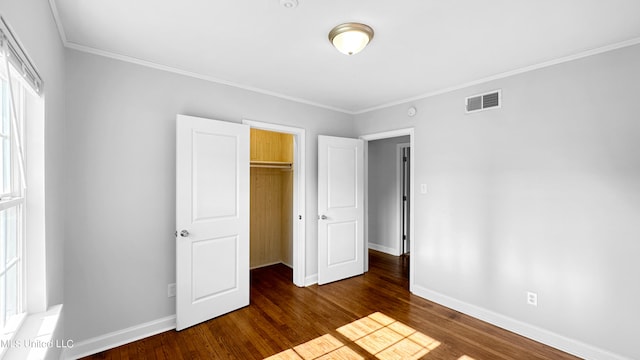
[280,0,298,8]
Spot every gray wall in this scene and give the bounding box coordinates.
[0,0,67,309]
[368,136,409,255]
[3,1,638,357]
[354,44,640,359]
[64,50,354,342]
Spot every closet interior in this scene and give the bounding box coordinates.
[250,128,294,271]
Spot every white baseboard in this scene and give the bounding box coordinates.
[412,285,632,360]
[250,261,284,270]
[250,261,293,270]
[368,243,400,256]
[62,315,176,360]
[64,283,630,359]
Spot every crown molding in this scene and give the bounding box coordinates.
[46,2,640,116]
[354,36,640,115]
[48,0,68,45]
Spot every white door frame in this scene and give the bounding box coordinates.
[242,119,306,287]
[360,128,415,292]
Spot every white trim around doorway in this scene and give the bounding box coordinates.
[242,119,306,287]
[360,128,415,292]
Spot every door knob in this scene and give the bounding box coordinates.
[180,230,190,237]
[320,215,328,220]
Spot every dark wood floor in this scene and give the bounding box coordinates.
[83,251,580,359]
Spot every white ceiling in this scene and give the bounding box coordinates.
[51,0,640,114]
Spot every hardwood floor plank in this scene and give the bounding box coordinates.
[82,251,580,360]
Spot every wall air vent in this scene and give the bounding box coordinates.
[465,90,501,113]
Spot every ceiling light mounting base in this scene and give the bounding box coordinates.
[280,0,298,9]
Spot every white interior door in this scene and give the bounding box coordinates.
[176,114,249,330]
[318,135,364,285]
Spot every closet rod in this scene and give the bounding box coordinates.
[250,161,292,169]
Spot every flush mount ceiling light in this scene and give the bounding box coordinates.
[328,22,374,55]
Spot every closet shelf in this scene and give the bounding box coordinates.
[250,160,292,169]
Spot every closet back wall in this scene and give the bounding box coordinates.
[250,129,294,269]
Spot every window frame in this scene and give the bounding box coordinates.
[0,61,26,332]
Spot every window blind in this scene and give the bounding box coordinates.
[0,16,43,95]
[0,16,32,191]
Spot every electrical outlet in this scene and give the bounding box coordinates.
[168,283,176,298]
[527,291,538,306]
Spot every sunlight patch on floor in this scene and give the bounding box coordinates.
[264,312,441,360]
[293,334,351,359]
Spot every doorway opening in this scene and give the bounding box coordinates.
[361,129,414,291]
[249,128,294,272]
[243,120,306,287]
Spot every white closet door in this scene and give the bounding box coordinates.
[176,114,249,330]
[317,135,364,285]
